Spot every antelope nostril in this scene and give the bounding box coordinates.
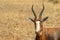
[35,31,39,34]
[35,31,40,33]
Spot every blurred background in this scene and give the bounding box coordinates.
[0,0,60,40]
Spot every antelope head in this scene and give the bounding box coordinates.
[29,5,48,34]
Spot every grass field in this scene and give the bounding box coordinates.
[0,0,60,40]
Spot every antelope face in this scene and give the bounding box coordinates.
[35,20,41,33]
[29,4,48,33]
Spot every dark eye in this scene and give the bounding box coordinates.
[40,21,42,22]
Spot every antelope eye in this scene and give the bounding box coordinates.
[40,21,42,22]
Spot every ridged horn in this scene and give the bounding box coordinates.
[32,5,37,18]
[39,4,44,17]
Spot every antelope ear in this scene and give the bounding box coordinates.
[42,16,48,22]
[29,18,35,22]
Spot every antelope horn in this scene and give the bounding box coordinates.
[39,4,44,17]
[32,5,37,18]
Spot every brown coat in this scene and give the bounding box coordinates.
[36,28,60,40]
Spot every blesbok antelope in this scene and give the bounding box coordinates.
[29,5,60,40]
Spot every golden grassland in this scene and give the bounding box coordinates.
[0,0,60,40]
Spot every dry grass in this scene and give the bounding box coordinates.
[0,0,60,40]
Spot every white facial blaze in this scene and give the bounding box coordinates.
[36,21,40,32]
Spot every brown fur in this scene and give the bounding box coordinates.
[36,27,60,40]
